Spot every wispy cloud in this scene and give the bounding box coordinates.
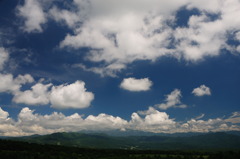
[225,112,240,124]
[156,89,187,110]
[0,47,9,71]
[195,114,205,120]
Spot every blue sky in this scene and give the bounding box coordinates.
[0,0,240,136]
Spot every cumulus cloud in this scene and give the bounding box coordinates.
[17,0,46,32]
[85,114,128,130]
[0,106,239,136]
[0,47,9,71]
[0,73,94,109]
[192,85,211,96]
[50,80,94,109]
[156,89,187,110]
[0,73,34,94]
[120,77,152,92]
[0,74,94,109]
[129,107,176,132]
[13,83,52,105]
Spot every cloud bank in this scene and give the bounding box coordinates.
[0,106,239,136]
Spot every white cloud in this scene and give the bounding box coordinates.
[225,112,240,124]
[17,0,46,33]
[59,10,173,76]
[58,0,240,75]
[50,80,94,109]
[174,14,224,61]
[14,74,35,85]
[179,115,240,133]
[0,47,9,71]
[0,107,9,120]
[15,0,240,76]
[235,31,240,41]
[129,107,176,133]
[186,0,222,13]
[73,63,126,77]
[49,7,80,28]
[0,107,127,136]
[13,83,52,105]
[180,118,223,133]
[0,77,94,109]
[0,73,34,94]
[120,77,152,92]
[175,0,240,61]
[235,32,240,52]
[237,46,240,52]
[85,114,128,130]
[230,112,240,118]
[195,114,205,120]
[18,107,38,121]
[226,117,240,124]
[0,106,239,136]
[192,85,211,96]
[156,89,187,110]
[137,106,159,115]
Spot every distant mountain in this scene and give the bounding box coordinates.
[9,131,240,150]
[77,129,206,137]
[78,129,158,136]
[225,131,240,136]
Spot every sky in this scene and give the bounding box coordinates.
[0,0,240,136]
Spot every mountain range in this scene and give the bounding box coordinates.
[9,131,240,150]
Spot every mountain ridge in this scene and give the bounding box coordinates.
[8,131,240,150]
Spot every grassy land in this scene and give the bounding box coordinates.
[1,139,240,159]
